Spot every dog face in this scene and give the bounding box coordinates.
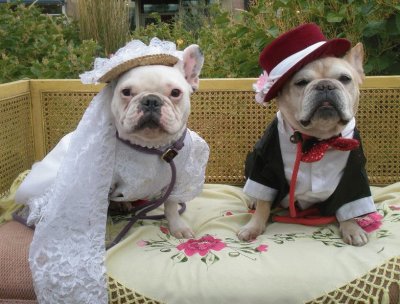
[277,43,365,139]
[111,45,204,147]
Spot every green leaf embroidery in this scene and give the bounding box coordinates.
[201,252,220,266]
[170,252,188,263]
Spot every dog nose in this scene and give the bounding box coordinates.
[140,95,163,112]
[316,81,335,91]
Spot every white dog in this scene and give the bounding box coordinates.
[108,55,209,239]
[238,24,381,246]
[16,40,209,240]
[14,38,209,303]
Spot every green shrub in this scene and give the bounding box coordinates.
[131,4,263,78]
[1,1,398,82]
[132,0,400,77]
[261,0,400,75]
[0,3,102,83]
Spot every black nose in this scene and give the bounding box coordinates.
[140,95,163,112]
[316,80,336,91]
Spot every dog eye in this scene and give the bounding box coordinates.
[170,89,181,98]
[339,75,352,83]
[121,88,131,97]
[294,79,309,87]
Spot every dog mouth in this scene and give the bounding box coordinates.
[135,113,162,130]
[300,99,349,127]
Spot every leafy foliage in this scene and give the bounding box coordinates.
[0,3,102,83]
[132,0,400,77]
[261,0,400,75]
[1,0,399,82]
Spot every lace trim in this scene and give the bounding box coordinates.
[108,276,163,304]
[80,38,182,84]
[306,256,400,304]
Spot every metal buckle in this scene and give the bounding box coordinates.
[161,148,178,163]
[290,131,302,144]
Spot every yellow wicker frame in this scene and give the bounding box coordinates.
[1,77,400,198]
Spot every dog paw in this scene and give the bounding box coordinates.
[247,198,257,210]
[168,220,195,239]
[340,219,369,246]
[237,222,265,242]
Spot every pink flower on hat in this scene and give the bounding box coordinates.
[254,71,269,91]
[255,23,351,103]
[253,71,277,104]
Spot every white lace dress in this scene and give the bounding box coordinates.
[15,84,209,304]
[110,130,209,204]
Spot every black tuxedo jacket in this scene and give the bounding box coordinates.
[245,117,371,216]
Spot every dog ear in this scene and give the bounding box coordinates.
[182,44,204,91]
[344,42,365,83]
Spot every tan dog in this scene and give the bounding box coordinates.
[238,24,379,246]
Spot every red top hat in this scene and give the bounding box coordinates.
[253,23,351,104]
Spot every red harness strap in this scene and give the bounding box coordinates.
[273,132,359,226]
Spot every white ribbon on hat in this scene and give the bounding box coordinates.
[254,41,326,104]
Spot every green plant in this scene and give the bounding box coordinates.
[131,3,265,78]
[259,0,400,75]
[132,0,400,77]
[0,3,102,83]
[1,0,398,82]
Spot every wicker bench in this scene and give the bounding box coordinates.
[0,77,399,303]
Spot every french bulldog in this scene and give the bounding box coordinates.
[108,45,209,239]
[15,44,209,240]
[238,43,376,246]
[13,40,209,303]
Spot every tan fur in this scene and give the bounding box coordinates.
[278,43,364,139]
[238,44,369,246]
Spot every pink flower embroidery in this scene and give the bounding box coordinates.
[256,244,268,252]
[136,240,148,247]
[355,212,383,233]
[225,211,233,216]
[160,226,170,235]
[389,205,400,211]
[176,235,226,257]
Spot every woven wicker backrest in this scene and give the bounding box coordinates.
[190,80,400,186]
[0,77,399,197]
[0,81,35,198]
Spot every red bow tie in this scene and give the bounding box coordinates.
[291,133,360,163]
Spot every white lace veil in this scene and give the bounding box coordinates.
[29,86,115,303]
[26,38,183,303]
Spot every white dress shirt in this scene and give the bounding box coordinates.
[244,111,375,221]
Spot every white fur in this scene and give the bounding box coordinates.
[110,44,205,238]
